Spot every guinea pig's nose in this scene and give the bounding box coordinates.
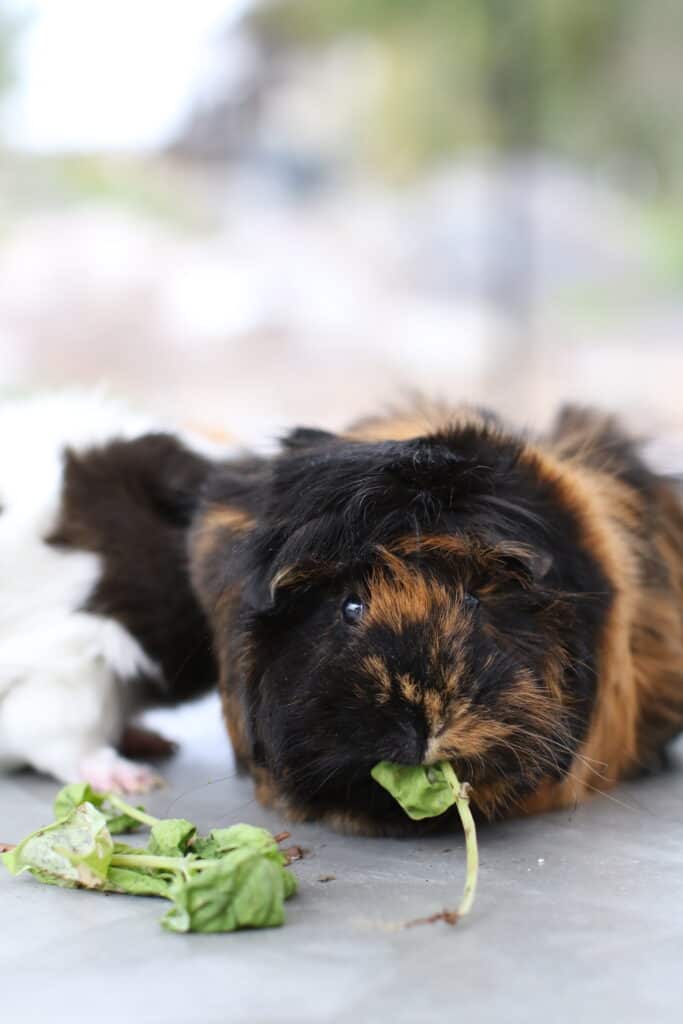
[391,721,427,766]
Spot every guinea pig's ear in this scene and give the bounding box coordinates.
[518,548,554,583]
[495,541,554,584]
[269,561,332,602]
[281,427,339,452]
[245,559,335,614]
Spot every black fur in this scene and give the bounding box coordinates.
[49,433,218,703]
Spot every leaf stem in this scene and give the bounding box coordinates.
[109,853,213,874]
[106,795,160,828]
[441,761,479,917]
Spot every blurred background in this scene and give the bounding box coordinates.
[1,0,682,449]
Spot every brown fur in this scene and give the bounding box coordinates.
[526,419,682,813]
[188,504,258,764]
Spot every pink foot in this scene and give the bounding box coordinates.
[79,748,163,794]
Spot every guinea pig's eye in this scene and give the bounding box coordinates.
[341,594,365,624]
[463,591,479,611]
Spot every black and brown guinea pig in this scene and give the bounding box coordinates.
[190,402,683,834]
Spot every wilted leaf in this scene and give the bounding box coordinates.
[53,783,97,820]
[162,849,288,933]
[53,783,145,835]
[106,867,174,898]
[281,865,298,900]
[4,792,299,933]
[192,823,278,859]
[105,812,147,835]
[112,841,144,856]
[2,803,113,888]
[147,819,197,857]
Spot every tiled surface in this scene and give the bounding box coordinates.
[2,695,682,1024]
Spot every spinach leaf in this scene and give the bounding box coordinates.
[193,823,278,859]
[371,760,479,918]
[162,848,288,933]
[53,783,147,835]
[371,762,457,820]
[4,788,299,932]
[2,802,113,888]
[147,819,197,857]
[106,867,174,898]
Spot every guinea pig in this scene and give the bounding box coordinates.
[190,403,683,834]
[0,391,243,792]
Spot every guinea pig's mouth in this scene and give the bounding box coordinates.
[423,729,450,766]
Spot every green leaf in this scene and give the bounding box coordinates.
[108,840,179,895]
[161,848,287,933]
[371,761,457,820]
[106,867,174,898]
[54,782,100,819]
[21,867,80,890]
[191,825,297,898]
[281,865,298,900]
[147,819,197,857]
[104,812,146,835]
[2,802,113,887]
[372,760,480,917]
[192,823,278,859]
[4,788,298,931]
[112,841,143,856]
[228,854,287,928]
[53,783,145,834]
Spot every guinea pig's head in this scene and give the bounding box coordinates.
[191,422,612,832]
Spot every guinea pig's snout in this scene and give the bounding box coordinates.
[381,717,428,766]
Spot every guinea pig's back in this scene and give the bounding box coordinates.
[545,404,683,779]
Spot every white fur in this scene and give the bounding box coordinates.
[0,390,215,790]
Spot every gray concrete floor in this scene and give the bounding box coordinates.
[2,695,682,1024]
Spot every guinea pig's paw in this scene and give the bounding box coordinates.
[79,747,164,794]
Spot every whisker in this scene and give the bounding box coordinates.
[160,772,241,818]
